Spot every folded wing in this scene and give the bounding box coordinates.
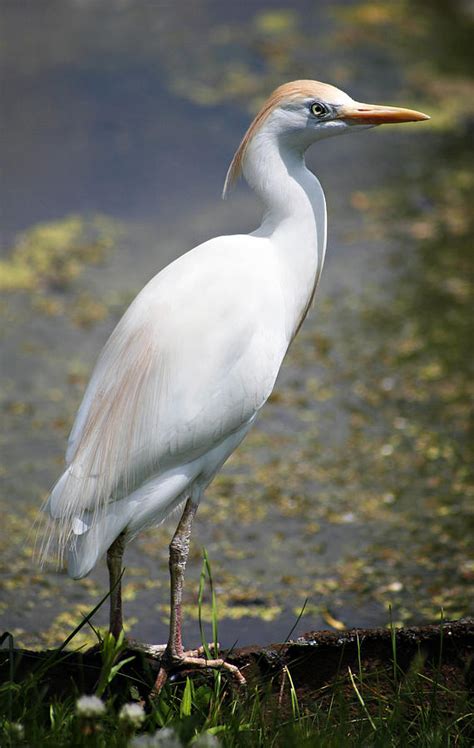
[44,235,288,557]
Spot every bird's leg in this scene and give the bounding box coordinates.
[106,531,126,640]
[153,498,245,694]
[168,499,197,658]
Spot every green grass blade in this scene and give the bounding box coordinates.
[348,666,377,732]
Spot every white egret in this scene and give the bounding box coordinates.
[42,80,428,689]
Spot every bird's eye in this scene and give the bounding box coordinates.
[311,102,327,118]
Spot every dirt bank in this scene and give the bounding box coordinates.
[1,618,473,706]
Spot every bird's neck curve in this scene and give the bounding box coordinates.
[243,128,326,341]
[243,129,323,237]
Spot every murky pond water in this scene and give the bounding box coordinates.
[1,0,472,649]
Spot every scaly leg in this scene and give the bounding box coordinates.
[105,524,207,658]
[153,498,245,694]
[106,531,126,639]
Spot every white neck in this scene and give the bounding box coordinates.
[244,133,316,223]
[243,128,327,339]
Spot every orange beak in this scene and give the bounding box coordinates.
[338,102,430,125]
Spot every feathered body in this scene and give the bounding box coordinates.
[43,80,428,580]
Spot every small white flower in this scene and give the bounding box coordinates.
[76,694,106,718]
[8,722,24,738]
[129,736,154,748]
[192,734,221,747]
[129,736,155,748]
[153,727,183,747]
[129,727,183,748]
[119,702,146,728]
[380,443,394,457]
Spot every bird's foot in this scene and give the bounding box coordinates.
[152,646,246,696]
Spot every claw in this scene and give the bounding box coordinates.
[151,649,246,697]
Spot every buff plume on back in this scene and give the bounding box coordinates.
[41,312,165,567]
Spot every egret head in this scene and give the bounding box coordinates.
[224,80,429,195]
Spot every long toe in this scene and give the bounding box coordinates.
[187,642,221,657]
[152,649,246,696]
[127,638,168,658]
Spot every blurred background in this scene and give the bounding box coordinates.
[0,0,472,649]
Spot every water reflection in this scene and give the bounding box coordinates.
[0,0,472,648]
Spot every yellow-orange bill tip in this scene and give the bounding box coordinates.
[339,103,430,124]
